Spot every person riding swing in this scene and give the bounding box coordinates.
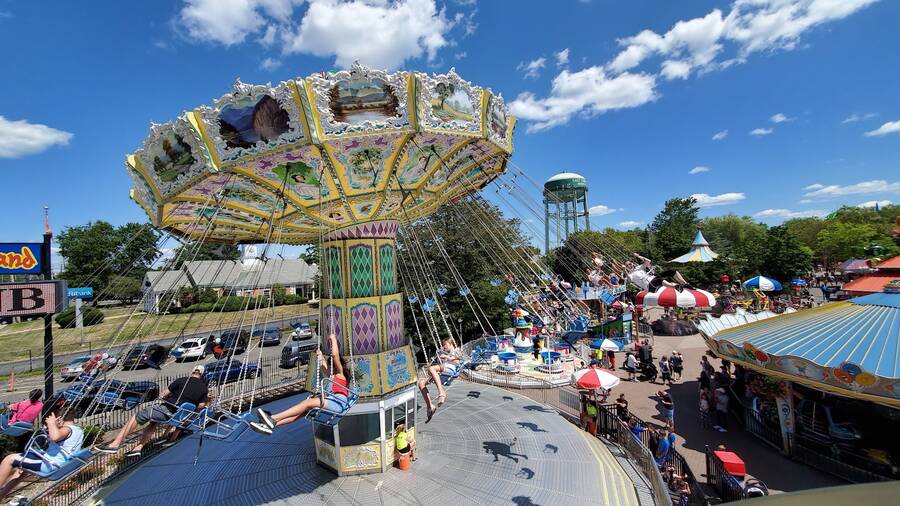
[417,337,463,421]
[251,334,348,435]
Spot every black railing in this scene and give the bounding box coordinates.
[789,433,893,484]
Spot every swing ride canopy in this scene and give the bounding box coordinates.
[125,63,515,244]
[669,230,719,263]
[703,291,900,406]
[636,286,716,308]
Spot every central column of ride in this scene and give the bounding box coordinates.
[307,219,417,475]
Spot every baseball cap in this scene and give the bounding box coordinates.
[192,364,205,375]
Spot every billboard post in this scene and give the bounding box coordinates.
[42,207,54,398]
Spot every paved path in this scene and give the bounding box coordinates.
[611,332,840,494]
[91,383,638,506]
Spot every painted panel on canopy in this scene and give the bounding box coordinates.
[195,80,306,166]
[163,201,268,228]
[126,161,160,221]
[348,195,386,221]
[307,65,411,138]
[239,143,337,206]
[177,174,287,217]
[484,92,515,154]
[371,191,404,220]
[134,117,212,199]
[309,199,354,228]
[278,208,326,230]
[324,132,406,194]
[393,133,461,188]
[424,138,498,191]
[416,69,483,135]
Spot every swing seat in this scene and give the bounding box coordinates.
[162,402,208,432]
[202,410,254,441]
[0,415,34,437]
[305,378,359,427]
[440,360,469,386]
[31,448,93,481]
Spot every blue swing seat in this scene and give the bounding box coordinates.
[162,402,209,432]
[305,378,359,427]
[440,360,469,386]
[22,433,93,481]
[0,414,34,438]
[202,410,254,441]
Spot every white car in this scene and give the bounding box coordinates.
[60,356,90,381]
[291,323,314,341]
[170,337,209,362]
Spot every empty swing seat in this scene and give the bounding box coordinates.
[305,378,359,427]
[202,410,254,441]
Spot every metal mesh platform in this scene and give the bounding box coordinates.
[91,383,638,505]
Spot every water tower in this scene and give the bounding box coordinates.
[544,172,589,252]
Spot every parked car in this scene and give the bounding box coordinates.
[291,322,314,340]
[280,338,317,368]
[203,359,259,385]
[60,356,91,381]
[170,337,209,362]
[49,379,159,417]
[212,330,250,358]
[121,344,169,370]
[254,326,283,347]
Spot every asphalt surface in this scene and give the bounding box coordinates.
[0,326,314,404]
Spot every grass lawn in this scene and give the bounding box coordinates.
[0,303,314,364]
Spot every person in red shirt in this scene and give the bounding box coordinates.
[8,389,43,425]
[251,334,349,435]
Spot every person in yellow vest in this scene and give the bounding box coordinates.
[394,422,416,462]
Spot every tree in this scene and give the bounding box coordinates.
[58,221,160,300]
[106,275,143,304]
[783,217,826,253]
[700,214,768,279]
[763,226,814,281]
[549,229,646,282]
[271,283,287,306]
[816,221,879,265]
[169,241,240,268]
[648,198,699,262]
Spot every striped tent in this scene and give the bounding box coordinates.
[704,292,900,406]
[669,230,719,263]
[636,286,716,308]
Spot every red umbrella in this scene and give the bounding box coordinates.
[572,368,620,390]
[636,286,716,308]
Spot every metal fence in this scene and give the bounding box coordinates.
[704,446,746,502]
[31,357,308,506]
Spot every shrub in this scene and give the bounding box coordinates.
[55,305,105,328]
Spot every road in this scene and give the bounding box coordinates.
[0,324,315,404]
[0,313,318,376]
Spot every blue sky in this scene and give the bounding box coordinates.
[1,0,899,252]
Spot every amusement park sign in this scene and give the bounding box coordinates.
[0,243,43,274]
[0,280,67,318]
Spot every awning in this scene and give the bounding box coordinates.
[704,292,900,406]
[669,230,719,263]
[636,286,716,308]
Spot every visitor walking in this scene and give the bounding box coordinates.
[699,391,710,428]
[659,356,673,386]
[670,351,683,381]
[624,352,637,381]
[658,390,675,431]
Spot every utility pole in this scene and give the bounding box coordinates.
[42,206,55,398]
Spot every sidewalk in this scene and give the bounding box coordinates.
[611,332,840,494]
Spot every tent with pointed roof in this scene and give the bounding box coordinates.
[669,230,719,263]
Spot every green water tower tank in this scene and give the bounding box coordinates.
[544,172,587,201]
[543,172,590,253]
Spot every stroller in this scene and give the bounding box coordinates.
[743,478,769,498]
[640,360,658,382]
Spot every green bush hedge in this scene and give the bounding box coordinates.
[55,305,105,328]
[178,295,308,314]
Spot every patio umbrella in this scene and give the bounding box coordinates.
[590,338,621,351]
[572,368,620,390]
[636,286,716,308]
[791,277,808,286]
[743,276,783,291]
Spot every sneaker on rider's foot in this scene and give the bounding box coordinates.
[249,422,273,435]
[256,408,276,429]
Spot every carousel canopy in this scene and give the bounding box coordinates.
[125,64,515,244]
[705,292,900,406]
[839,258,873,273]
[742,275,783,291]
[669,230,719,263]
[636,286,716,308]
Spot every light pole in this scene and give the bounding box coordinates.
[457,318,463,341]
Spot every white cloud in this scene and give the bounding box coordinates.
[798,198,814,204]
[690,192,745,207]
[284,0,454,69]
[259,57,281,70]
[841,112,877,124]
[803,179,900,198]
[618,220,644,228]
[517,57,547,79]
[512,1,876,131]
[509,67,657,132]
[864,120,900,137]
[754,208,826,219]
[0,116,73,159]
[555,48,570,67]
[858,200,892,208]
[770,112,793,123]
[750,127,773,136]
[712,129,728,141]
[180,0,302,46]
[589,204,622,216]
[259,24,277,46]
[454,51,467,60]
[689,166,710,175]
